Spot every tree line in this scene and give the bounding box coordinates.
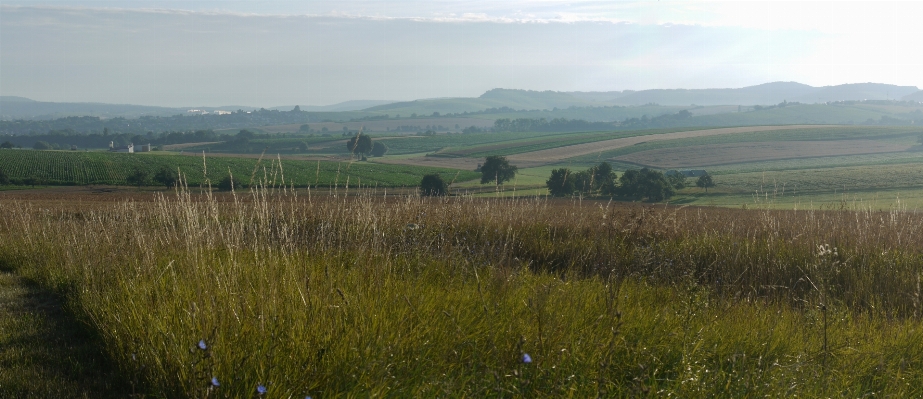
[547,163,714,201]
[493,118,615,132]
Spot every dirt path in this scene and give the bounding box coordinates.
[506,125,845,164]
[0,271,129,397]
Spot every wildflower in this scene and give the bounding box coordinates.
[198,340,207,350]
[211,377,220,387]
[257,384,267,395]
[522,353,532,363]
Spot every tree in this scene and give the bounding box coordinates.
[33,141,51,150]
[0,168,9,185]
[420,173,449,197]
[480,155,518,185]
[0,141,13,149]
[617,168,675,201]
[696,173,715,193]
[346,134,373,158]
[371,141,389,157]
[666,170,687,189]
[298,141,310,152]
[153,166,178,188]
[546,168,575,196]
[126,169,149,188]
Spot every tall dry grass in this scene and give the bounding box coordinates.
[3,184,923,396]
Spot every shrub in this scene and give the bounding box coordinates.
[371,141,389,157]
[420,173,449,196]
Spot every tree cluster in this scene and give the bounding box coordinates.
[493,118,614,133]
[546,165,704,201]
[546,163,617,197]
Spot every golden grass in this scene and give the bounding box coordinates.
[3,184,923,396]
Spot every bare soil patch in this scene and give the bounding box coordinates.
[507,125,844,164]
[615,140,911,168]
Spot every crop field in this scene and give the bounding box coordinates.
[6,189,923,396]
[615,139,911,168]
[0,150,479,187]
[506,125,844,165]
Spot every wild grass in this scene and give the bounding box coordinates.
[4,184,923,396]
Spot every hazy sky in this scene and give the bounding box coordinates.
[1,1,921,107]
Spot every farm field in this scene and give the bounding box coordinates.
[0,150,478,188]
[615,140,911,168]
[6,190,923,396]
[506,125,844,164]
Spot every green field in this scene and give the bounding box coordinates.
[0,150,479,188]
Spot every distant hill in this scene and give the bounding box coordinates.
[269,100,397,112]
[0,99,190,120]
[576,82,919,106]
[0,96,35,103]
[902,91,923,102]
[360,82,921,115]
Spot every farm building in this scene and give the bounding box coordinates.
[109,141,133,153]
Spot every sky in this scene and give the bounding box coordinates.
[1,1,921,107]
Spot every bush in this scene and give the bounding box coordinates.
[216,175,234,191]
[153,167,178,188]
[546,168,576,196]
[371,141,389,157]
[617,168,675,201]
[420,173,449,196]
[126,169,149,188]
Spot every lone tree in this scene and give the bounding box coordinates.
[480,155,518,185]
[420,173,449,197]
[546,168,575,196]
[346,133,373,158]
[696,173,715,193]
[126,169,149,189]
[153,166,178,188]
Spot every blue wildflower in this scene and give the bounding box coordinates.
[211,377,220,387]
[522,353,532,363]
[198,339,207,350]
[257,384,267,395]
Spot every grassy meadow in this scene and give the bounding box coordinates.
[5,183,923,396]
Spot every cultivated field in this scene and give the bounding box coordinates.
[506,125,844,164]
[615,139,912,168]
[0,150,478,188]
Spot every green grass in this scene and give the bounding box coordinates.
[0,271,129,397]
[6,192,923,396]
[0,150,479,187]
